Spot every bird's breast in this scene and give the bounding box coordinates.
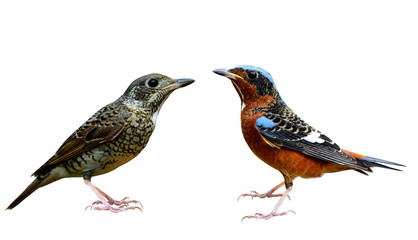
[112,111,155,155]
[90,111,156,176]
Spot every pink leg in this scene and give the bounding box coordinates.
[91,186,143,209]
[84,179,142,213]
[238,181,287,201]
[242,186,295,221]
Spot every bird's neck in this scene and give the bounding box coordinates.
[121,97,146,110]
[119,97,160,116]
[241,94,279,114]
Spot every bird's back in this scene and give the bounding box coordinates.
[33,99,156,179]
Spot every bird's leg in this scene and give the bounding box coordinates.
[242,186,295,221]
[91,185,143,209]
[238,181,286,201]
[242,176,295,220]
[238,177,296,201]
[84,179,142,213]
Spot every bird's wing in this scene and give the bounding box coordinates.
[255,109,370,172]
[32,104,131,176]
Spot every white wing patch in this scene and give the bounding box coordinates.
[303,131,326,144]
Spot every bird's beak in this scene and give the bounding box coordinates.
[213,69,244,81]
[161,78,195,91]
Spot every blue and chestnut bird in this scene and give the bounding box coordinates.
[213,65,405,220]
[6,74,194,212]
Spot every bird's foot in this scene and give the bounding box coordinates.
[242,210,295,221]
[91,197,143,209]
[83,179,142,213]
[240,186,294,221]
[237,182,290,201]
[238,190,284,201]
[85,202,141,213]
[86,197,143,213]
[114,197,143,209]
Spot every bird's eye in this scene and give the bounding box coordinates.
[248,71,258,80]
[147,79,159,88]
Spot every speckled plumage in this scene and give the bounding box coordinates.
[35,102,154,179]
[7,73,194,211]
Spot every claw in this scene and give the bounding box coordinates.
[240,186,294,221]
[117,197,143,210]
[86,198,143,213]
[237,190,289,201]
[237,182,289,202]
[91,200,102,206]
[85,203,142,213]
[241,210,296,221]
[84,179,143,213]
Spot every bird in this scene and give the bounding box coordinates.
[213,65,405,220]
[6,73,194,212]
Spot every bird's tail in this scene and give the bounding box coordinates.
[359,156,406,171]
[6,177,45,210]
[343,149,406,172]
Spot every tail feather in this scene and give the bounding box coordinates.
[359,156,405,172]
[6,177,43,210]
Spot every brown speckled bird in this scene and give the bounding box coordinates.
[6,73,194,212]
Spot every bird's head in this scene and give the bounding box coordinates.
[213,65,280,107]
[122,73,194,112]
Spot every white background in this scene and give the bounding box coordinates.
[1,0,417,239]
